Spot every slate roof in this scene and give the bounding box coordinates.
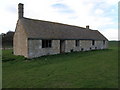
[18,17,108,40]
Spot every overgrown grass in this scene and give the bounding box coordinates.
[2,41,118,88]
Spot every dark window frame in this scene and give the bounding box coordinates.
[42,40,52,48]
[92,40,95,45]
[103,40,105,45]
[75,40,79,47]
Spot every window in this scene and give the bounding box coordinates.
[92,40,95,45]
[42,40,52,48]
[103,40,105,45]
[76,40,79,47]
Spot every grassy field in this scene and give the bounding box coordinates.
[2,41,118,88]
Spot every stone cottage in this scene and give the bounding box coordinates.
[13,3,108,58]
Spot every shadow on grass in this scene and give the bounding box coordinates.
[2,48,113,63]
[30,48,113,62]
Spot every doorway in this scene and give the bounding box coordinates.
[60,40,65,53]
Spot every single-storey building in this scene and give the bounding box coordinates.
[13,3,108,58]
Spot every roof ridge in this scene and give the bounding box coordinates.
[22,17,94,30]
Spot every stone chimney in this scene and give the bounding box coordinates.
[18,3,24,19]
[86,25,89,29]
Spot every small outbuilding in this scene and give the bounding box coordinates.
[13,3,108,58]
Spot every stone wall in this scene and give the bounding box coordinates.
[28,39,108,58]
[64,40,91,52]
[65,40,75,52]
[64,40,108,53]
[28,40,60,58]
[94,40,107,49]
[79,40,92,51]
[13,21,28,57]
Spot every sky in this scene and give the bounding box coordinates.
[0,0,119,40]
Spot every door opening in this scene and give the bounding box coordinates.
[60,40,65,53]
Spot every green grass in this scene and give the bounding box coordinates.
[2,41,118,88]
